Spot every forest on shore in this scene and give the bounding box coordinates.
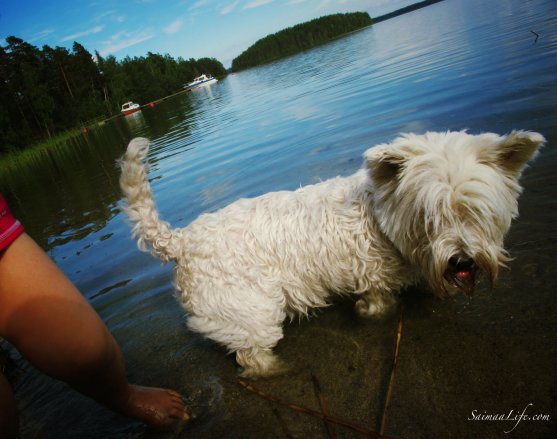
[0,37,226,154]
[1,2,444,156]
[231,12,373,72]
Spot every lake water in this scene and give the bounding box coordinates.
[2,0,556,437]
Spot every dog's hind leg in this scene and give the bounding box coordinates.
[187,305,287,378]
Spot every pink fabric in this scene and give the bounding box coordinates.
[0,194,24,251]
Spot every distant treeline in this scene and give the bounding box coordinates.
[373,0,445,23]
[231,12,372,72]
[0,36,226,154]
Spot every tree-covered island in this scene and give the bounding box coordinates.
[231,12,373,72]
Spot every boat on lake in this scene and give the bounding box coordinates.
[121,101,141,116]
[184,74,217,90]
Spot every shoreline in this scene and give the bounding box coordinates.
[0,0,447,169]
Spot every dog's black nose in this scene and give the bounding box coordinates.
[449,255,475,271]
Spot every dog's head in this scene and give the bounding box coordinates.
[364,130,545,297]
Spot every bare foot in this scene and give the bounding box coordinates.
[122,385,190,429]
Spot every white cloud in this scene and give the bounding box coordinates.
[60,25,104,42]
[95,10,126,23]
[28,28,56,43]
[188,0,209,10]
[164,19,183,34]
[95,10,117,21]
[98,29,155,56]
[244,0,273,9]
[219,0,240,15]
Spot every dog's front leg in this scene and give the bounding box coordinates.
[355,289,397,318]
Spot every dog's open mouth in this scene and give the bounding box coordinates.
[444,256,478,297]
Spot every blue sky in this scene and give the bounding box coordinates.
[1,0,418,67]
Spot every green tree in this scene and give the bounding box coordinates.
[2,37,51,145]
[68,42,106,122]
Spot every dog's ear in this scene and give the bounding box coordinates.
[364,146,408,186]
[491,131,545,176]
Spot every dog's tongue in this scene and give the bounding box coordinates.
[454,269,475,296]
[455,270,472,280]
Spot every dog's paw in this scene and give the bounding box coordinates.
[355,299,379,318]
[236,349,290,379]
[356,297,397,318]
[239,358,290,379]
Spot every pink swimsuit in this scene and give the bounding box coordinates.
[0,194,24,251]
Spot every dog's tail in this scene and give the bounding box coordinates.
[119,138,178,262]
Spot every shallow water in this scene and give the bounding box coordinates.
[1,0,556,437]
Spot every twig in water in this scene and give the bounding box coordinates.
[311,373,337,438]
[530,30,539,43]
[379,305,405,436]
[237,379,392,438]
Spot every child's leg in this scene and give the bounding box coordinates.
[0,233,189,428]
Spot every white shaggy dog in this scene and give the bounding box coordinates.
[119,130,544,378]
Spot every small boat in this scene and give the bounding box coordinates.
[184,74,217,90]
[121,101,141,116]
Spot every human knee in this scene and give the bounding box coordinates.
[24,325,116,381]
[64,329,117,379]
